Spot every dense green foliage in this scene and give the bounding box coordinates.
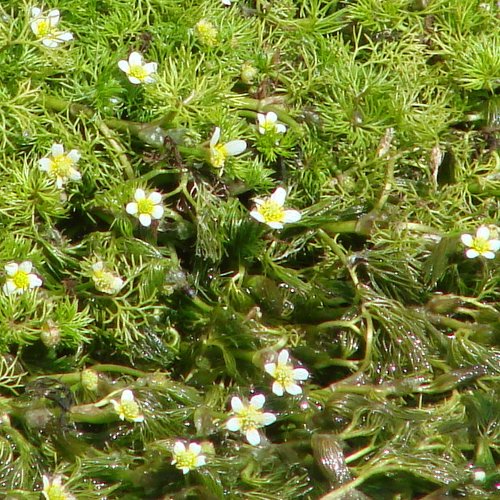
[0,0,499,498]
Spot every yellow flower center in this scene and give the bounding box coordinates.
[471,237,491,255]
[92,269,115,293]
[129,64,148,81]
[44,484,70,500]
[238,406,264,432]
[36,20,51,37]
[210,145,228,168]
[50,154,73,178]
[274,363,294,388]
[174,450,198,471]
[137,198,155,215]
[120,400,141,421]
[13,270,30,290]
[257,200,285,224]
[195,20,218,46]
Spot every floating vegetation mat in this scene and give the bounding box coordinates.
[0,1,499,498]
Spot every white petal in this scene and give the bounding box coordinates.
[231,396,244,412]
[272,381,284,396]
[271,187,286,206]
[57,32,73,42]
[128,76,142,85]
[266,112,278,123]
[264,362,276,377]
[267,221,284,230]
[476,226,490,240]
[3,281,16,294]
[226,417,241,431]
[126,202,138,215]
[129,52,143,66]
[262,412,276,426]
[139,214,152,227]
[19,261,33,273]
[250,394,265,409]
[224,140,247,156]
[285,382,302,396]
[31,7,42,17]
[148,192,162,204]
[181,467,189,474]
[5,263,19,276]
[257,113,265,126]
[28,274,42,288]
[173,441,186,454]
[250,210,266,223]
[482,251,495,259]
[293,368,309,381]
[30,19,42,34]
[69,168,81,181]
[143,75,156,84]
[134,189,146,201]
[188,443,201,455]
[151,205,164,219]
[144,62,158,74]
[246,428,261,446]
[51,144,65,156]
[210,127,221,147]
[460,234,473,247]
[39,158,51,171]
[118,60,130,73]
[55,177,64,189]
[283,209,301,224]
[133,414,144,422]
[465,249,479,258]
[47,9,60,27]
[488,239,500,251]
[277,349,289,365]
[276,124,287,134]
[42,39,60,48]
[121,389,134,403]
[195,455,206,467]
[67,150,81,162]
[253,198,265,206]
[92,262,104,272]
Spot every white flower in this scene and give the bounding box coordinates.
[3,261,42,295]
[91,262,124,294]
[118,52,157,85]
[126,188,164,227]
[264,349,309,396]
[39,144,81,189]
[30,8,73,48]
[110,389,144,423]
[42,474,76,500]
[460,226,500,259]
[221,0,232,5]
[257,112,286,135]
[250,187,301,229]
[171,441,206,474]
[209,127,247,169]
[226,394,276,446]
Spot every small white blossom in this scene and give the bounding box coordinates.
[118,52,157,84]
[91,262,124,294]
[209,127,246,169]
[126,188,164,227]
[221,0,232,5]
[30,8,73,48]
[460,226,500,259]
[226,394,276,446]
[171,441,206,474]
[264,349,309,396]
[250,187,301,229]
[257,112,286,135]
[3,261,42,295]
[39,144,81,189]
[42,474,76,500]
[110,389,144,423]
